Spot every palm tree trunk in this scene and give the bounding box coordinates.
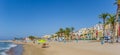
[111,24,115,43]
[117,4,120,42]
[103,19,105,38]
[118,4,120,10]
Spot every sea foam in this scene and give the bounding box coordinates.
[0,42,17,55]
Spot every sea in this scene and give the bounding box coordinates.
[0,42,23,55]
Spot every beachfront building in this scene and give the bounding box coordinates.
[24,37,31,43]
[88,27,94,40]
[51,34,65,41]
[74,28,89,40]
[42,35,51,39]
[105,24,111,36]
[73,23,103,40]
[94,24,103,40]
[73,29,82,40]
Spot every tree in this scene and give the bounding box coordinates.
[106,14,116,43]
[64,27,71,40]
[28,36,36,40]
[98,21,102,24]
[114,0,120,40]
[59,28,64,37]
[56,28,64,39]
[99,13,109,38]
[70,27,75,40]
[55,27,74,40]
[56,31,60,38]
[71,27,75,32]
[114,0,120,5]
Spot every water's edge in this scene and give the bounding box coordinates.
[6,44,23,55]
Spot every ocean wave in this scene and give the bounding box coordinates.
[0,44,17,51]
[0,52,7,55]
[8,44,17,48]
[0,43,17,55]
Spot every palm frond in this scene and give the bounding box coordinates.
[114,0,118,5]
[106,14,116,25]
[99,13,109,20]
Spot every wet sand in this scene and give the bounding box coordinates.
[6,44,23,55]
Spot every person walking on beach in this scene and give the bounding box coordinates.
[76,35,79,43]
[64,39,66,44]
[101,37,104,45]
[76,38,78,43]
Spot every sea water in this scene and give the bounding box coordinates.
[0,42,17,55]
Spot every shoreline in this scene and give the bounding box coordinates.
[6,44,23,55]
[13,41,45,55]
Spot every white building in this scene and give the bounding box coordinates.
[42,35,51,39]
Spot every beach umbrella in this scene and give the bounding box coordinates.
[38,39,47,44]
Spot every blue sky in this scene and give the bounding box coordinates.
[0,0,116,39]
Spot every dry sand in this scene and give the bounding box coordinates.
[22,41,120,55]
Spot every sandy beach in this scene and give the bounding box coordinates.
[21,41,120,55]
[22,44,44,55]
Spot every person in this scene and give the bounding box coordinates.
[108,36,111,43]
[76,38,78,43]
[101,37,104,45]
[64,39,66,44]
[42,43,49,48]
[117,36,120,43]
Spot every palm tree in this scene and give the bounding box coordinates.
[56,27,74,41]
[106,14,116,43]
[59,28,64,36]
[64,27,71,40]
[98,21,102,24]
[114,0,120,7]
[99,13,109,38]
[114,0,120,39]
[56,31,61,40]
[70,27,75,40]
[71,27,74,32]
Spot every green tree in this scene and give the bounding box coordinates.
[64,27,71,40]
[55,27,75,40]
[114,0,120,5]
[56,31,60,38]
[28,36,36,40]
[98,21,102,24]
[114,0,120,40]
[59,28,64,37]
[106,14,116,43]
[56,28,64,39]
[99,13,109,38]
[70,27,75,40]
